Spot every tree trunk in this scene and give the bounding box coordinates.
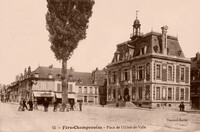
[62,59,68,108]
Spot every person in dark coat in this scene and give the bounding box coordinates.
[179,102,185,111]
[27,99,33,111]
[18,98,24,111]
[53,99,58,112]
[23,99,28,110]
[43,98,49,112]
[70,100,74,111]
[79,101,82,111]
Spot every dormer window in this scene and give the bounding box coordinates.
[153,46,158,53]
[177,50,182,56]
[140,46,147,55]
[34,73,39,78]
[48,74,53,79]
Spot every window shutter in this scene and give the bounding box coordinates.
[185,67,189,83]
[118,69,122,82]
[162,63,167,81]
[146,63,150,81]
[142,65,145,79]
[176,65,180,83]
[127,69,130,81]
[185,87,189,101]
[132,66,135,82]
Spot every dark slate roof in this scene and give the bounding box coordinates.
[111,31,185,64]
[33,66,95,86]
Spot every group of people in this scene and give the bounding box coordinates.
[18,98,36,111]
[53,99,82,112]
[19,97,83,112]
[179,102,185,111]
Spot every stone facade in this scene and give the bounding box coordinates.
[107,16,191,109]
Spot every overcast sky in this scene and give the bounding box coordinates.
[0,0,200,84]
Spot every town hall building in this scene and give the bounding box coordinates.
[106,15,191,109]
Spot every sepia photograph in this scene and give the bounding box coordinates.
[0,0,200,132]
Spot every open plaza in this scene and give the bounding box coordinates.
[0,102,200,132]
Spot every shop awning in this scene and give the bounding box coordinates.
[33,91,54,97]
[55,93,62,98]
[55,93,75,99]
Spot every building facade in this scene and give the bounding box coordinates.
[8,65,106,105]
[107,16,191,109]
[190,52,200,109]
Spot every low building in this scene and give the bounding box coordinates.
[191,52,200,109]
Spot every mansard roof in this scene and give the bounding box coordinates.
[111,31,185,64]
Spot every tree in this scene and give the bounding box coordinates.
[46,0,95,110]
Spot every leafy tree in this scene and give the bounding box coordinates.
[46,0,95,109]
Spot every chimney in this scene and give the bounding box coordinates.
[70,67,74,72]
[196,52,200,60]
[24,68,27,78]
[161,25,168,55]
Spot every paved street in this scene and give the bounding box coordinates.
[0,102,200,132]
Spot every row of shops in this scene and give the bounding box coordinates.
[6,91,99,105]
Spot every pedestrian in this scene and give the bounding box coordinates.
[53,99,58,112]
[179,102,184,111]
[34,98,38,110]
[70,100,74,111]
[79,101,82,111]
[27,98,33,111]
[18,98,24,111]
[23,99,28,110]
[116,101,119,107]
[182,102,185,111]
[43,98,49,112]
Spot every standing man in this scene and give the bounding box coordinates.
[79,101,82,111]
[53,99,58,112]
[43,98,49,112]
[23,99,28,110]
[27,98,33,111]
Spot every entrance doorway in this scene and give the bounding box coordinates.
[124,88,130,101]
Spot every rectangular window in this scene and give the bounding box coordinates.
[78,86,82,94]
[162,87,166,100]
[168,88,172,100]
[69,84,73,92]
[111,71,117,83]
[123,69,129,81]
[138,66,144,80]
[168,66,173,81]
[90,87,93,94]
[95,87,98,94]
[156,64,161,79]
[156,87,160,100]
[57,84,61,92]
[180,88,184,100]
[84,87,87,94]
[139,87,142,99]
[181,67,185,82]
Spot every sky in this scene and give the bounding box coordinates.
[0,0,200,84]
